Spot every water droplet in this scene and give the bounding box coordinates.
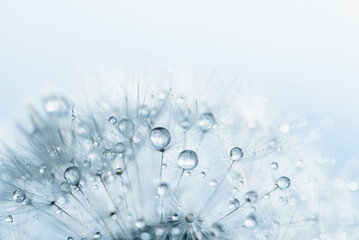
[230,147,244,161]
[43,96,70,116]
[59,182,71,194]
[149,127,171,151]
[136,219,146,229]
[83,160,91,169]
[177,150,198,170]
[229,198,240,209]
[116,168,123,175]
[93,232,102,239]
[210,180,217,186]
[157,183,168,196]
[67,237,74,240]
[141,232,151,240]
[139,105,150,118]
[200,172,206,178]
[245,191,258,202]
[199,112,215,132]
[276,176,291,189]
[112,142,127,156]
[5,215,13,223]
[108,116,117,124]
[172,213,179,221]
[244,215,257,228]
[13,189,26,203]
[118,118,135,138]
[270,162,278,170]
[185,213,195,223]
[162,163,167,169]
[232,187,238,193]
[102,149,117,162]
[64,166,81,186]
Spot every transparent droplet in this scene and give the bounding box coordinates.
[185,213,195,223]
[5,215,13,223]
[157,183,168,196]
[13,189,26,203]
[149,127,171,151]
[199,112,215,132]
[64,166,81,186]
[270,162,278,170]
[116,168,123,175]
[59,182,71,194]
[94,232,102,239]
[172,213,179,221]
[118,118,135,138]
[102,149,117,162]
[43,96,70,116]
[210,180,218,186]
[139,105,150,118]
[177,150,198,170]
[229,198,240,209]
[112,142,127,157]
[230,147,244,161]
[244,215,257,228]
[67,237,74,240]
[200,172,206,178]
[276,176,291,189]
[141,232,151,240]
[83,160,91,169]
[136,219,146,229]
[245,191,258,202]
[108,116,117,124]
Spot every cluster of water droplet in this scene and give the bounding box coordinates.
[0,92,354,240]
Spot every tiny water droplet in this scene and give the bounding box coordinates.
[5,215,13,223]
[245,191,258,202]
[64,166,81,186]
[199,112,215,132]
[44,96,69,116]
[270,162,278,170]
[185,213,195,223]
[13,189,26,203]
[230,147,244,161]
[108,116,117,124]
[276,176,291,189]
[200,172,206,178]
[102,149,117,162]
[244,215,257,228]
[93,232,102,239]
[178,150,198,170]
[210,180,217,186]
[149,127,171,151]
[157,183,168,196]
[136,219,146,229]
[118,119,135,138]
[59,182,71,194]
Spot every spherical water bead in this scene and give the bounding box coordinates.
[102,149,117,162]
[5,215,13,223]
[108,116,117,124]
[276,176,291,189]
[118,118,135,139]
[93,232,102,239]
[64,166,81,186]
[138,105,150,118]
[13,189,26,203]
[229,198,240,209]
[245,191,258,203]
[244,215,257,228]
[230,147,244,161]
[136,219,146,229]
[200,172,206,178]
[112,142,127,155]
[116,168,123,175]
[185,213,195,223]
[177,150,199,170]
[198,112,215,132]
[157,183,168,196]
[43,95,70,116]
[270,162,278,170]
[149,127,171,151]
[59,182,71,194]
[210,180,218,186]
[83,160,91,169]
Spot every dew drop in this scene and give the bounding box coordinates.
[172,213,179,221]
[116,168,123,175]
[112,142,127,157]
[93,232,102,239]
[185,213,195,223]
[5,215,13,223]
[136,219,146,229]
[245,191,258,203]
[177,150,198,170]
[200,172,206,178]
[276,176,291,189]
[13,189,26,203]
[59,182,71,194]
[230,147,244,161]
[270,162,278,170]
[108,116,117,124]
[149,127,171,151]
[102,149,117,162]
[118,118,135,138]
[83,160,91,169]
[64,166,81,186]
[157,183,168,196]
[199,112,215,132]
[210,180,218,186]
[244,215,257,228]
[43,96,70,116]
[229,198,240,209]
[139,105,150,118]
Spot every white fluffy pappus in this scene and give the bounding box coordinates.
[0,74,357,240]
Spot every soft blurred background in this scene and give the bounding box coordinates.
[0,0,358,166]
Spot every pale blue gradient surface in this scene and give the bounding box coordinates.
[0,0,358,163]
